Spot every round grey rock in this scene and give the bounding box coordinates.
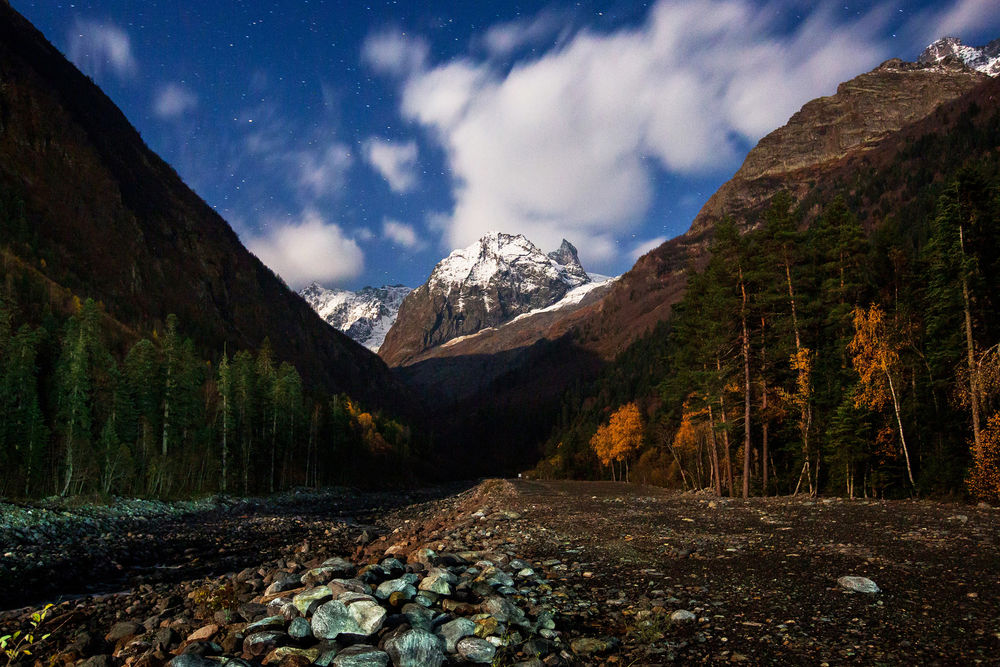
[456,636,496,663]
[838,576,880,594]
[384,628,445,667]
[313,600,386,640]
[436,617,476,653]
[288,616,313,641]
[670,609,697,623]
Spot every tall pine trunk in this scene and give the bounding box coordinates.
[739,266,752,498]
[959,224,983,461]
[707,403,722,496]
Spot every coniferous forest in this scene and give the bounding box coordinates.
[0,246,418,499]
[536,163,1000,501]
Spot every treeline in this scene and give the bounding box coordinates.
[0,296,417,499]
[536,165,1000,500]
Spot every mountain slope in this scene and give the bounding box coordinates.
[577,51,992,361]
[0,3,410,412]
[385,44,1000,474]
[380,232,590,366]
[300,284,411,352]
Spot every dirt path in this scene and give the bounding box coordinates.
[499,480,1000,664]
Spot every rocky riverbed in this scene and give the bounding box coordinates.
[2,480,998,665]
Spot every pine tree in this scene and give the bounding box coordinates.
[55,299,104,496]
[217,351,233,493]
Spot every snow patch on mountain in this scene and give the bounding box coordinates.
[428,232,590,293]
[919,37,1000,77]
[300,283,411,351]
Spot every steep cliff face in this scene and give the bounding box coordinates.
[379,232,591,366]
[0,4,411,412]
[692,57,987,233]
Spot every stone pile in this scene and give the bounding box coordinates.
[148,547,568,667]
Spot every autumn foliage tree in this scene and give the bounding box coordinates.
[590,403,644,482]
[848,304,915,488]
[967,413,1000,502]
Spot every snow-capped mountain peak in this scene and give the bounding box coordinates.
[919,37,1000,77]
[379,232,595,364]
[300,283,411,352]
[428,231,590,292]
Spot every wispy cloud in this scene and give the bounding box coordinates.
[363,138,419,193]
[382,219,425,250]
[480,11,567,57]
[630,236,668,262]
[246,211,364,289]
[361,29,429,77]
[153,83,198,119]
[297,145,353,199]
[374,0,902,270]
[68,19,137,81]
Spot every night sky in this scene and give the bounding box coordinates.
[10,1,1000,290]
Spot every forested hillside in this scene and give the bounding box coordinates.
[0,286,420,499]
[536,103,1000,500]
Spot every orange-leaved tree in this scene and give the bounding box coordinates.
[589,423,616,480]
[848,304,915,488]
[608,402,643,483]
[968,413,1000,502]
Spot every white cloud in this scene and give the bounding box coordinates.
[630,236,668,262]
[68,19,137,81]
[382,219,424,250]
[383,0,898,270]
[902,0,1000,49]
[153,83,198,119]
[362,138,419,193]
[361,30,429,77]
[297,144,353,199]
[481,11,565,57]
[933,0,1000,41]
[246,211,364,289]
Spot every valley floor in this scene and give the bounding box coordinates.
[2,480,997,665]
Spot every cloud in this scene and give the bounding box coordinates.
[153,83,198,119]
[933,0,1000,41]
[481,11,566,57]
[246,211,364,289]
[363,138,419,193]
[297,144,353,199]
[68,19,137,81]
[384,0,898,269]
[361,29,429,77]
[903,0,1000,48]
[382,219,424,249]
[630,236,668,262]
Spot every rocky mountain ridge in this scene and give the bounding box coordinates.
[919,36,1000,76]
[300,284,411,352]
[379,232,591,366]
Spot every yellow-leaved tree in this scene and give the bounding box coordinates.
[848,304,915,488]
[968,413,1000,502]
[589,423,615,480]
[608,402,644,482]
[590,403,644,482]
